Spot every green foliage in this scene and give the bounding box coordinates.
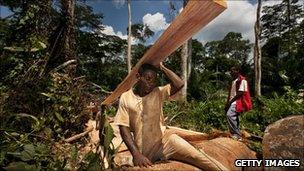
[165,89,304,136]
[164,89,303,155]
[243,92,304,136]
[99,107,119,170]
[1,0,303,169]
[0,131,64,170]
[261,0,303,39]
[41,72,89,138]
[79,152,101,171]
[164,97,228,133]
[75,3,103,30]
[204,32,251,71]
[131,43,150,65]
[261,0,304,94]
[76,32,127,91]
[128,23,154,43]
[188,70,229,100]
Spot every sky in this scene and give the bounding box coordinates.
[0,0,283,45]
[83,0,282,45]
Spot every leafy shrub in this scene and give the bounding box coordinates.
[40,72,90,139]
[0,132,64,170]
[243,93,304,136]
[0,70,94,169]
[165,90,304,136]
[164,98,228,133]
[164,89,303,156]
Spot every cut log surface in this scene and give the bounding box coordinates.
[116,150,200,171]
[113,124,259,171]
[101,0,227,105]
[81,120,260,170]
[263,115,304,171]
[115,137,258,171]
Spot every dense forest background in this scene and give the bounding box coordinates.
[0,0,303,170]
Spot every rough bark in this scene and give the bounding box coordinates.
[60,0,76,61]
[187,39,192,80]
[254,0,262,97]
[180,0,192,102]
[263,115,304,171]
[181,41,188,102]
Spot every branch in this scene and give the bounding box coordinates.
[52,59,77,72]
[249,134,263,142]
[64,126,94,143]
[39,27,64,77]
[73,76,86,81]
[90,82,112,94]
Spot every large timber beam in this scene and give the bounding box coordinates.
[102,0,227,105]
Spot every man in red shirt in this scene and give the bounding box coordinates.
[225,66,252,141]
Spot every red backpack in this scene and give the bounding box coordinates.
[235,75,252,113]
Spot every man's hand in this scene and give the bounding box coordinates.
[154,62,164,71]
[159,62,164,70]
[120,126,152,168]
[133,152,152,168]
[155,62,184,95]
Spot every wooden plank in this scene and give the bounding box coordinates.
[102,0,227,105]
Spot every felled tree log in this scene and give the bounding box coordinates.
[115,137,258,171]
[263,115,304,171]
[116,150,200,171]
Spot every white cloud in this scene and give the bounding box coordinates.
[194,0,282,44]
[112,0,126,9]
[96,25,140,44]
[98,25,128,40]
[194,1,256,44]
[143,12,169,33]
[116,31,128,40]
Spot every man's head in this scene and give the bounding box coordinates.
[230,65,240,79]
[137,63,159,95]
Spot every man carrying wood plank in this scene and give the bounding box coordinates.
[114,63,227,170]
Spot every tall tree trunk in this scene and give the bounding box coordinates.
[127,0,132,73]
[286,0,291,57]
[181,42,188,101]
[180,0,191,102]
[187,39,192,80]
[60,0,76,62]
[254,0,262,97]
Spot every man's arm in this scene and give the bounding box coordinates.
[225,91,244,113]
[119,126,152,167]
[228,91,244,104]
[226,83,232,104]
[159,63,184,95]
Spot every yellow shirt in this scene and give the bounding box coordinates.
[114,84,171,156]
